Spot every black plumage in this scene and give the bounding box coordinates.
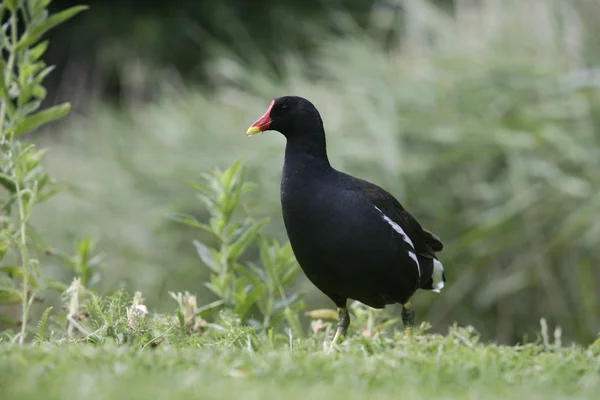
[246,96,446,345]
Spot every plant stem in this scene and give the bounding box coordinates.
[219,217,232,304]
[15,174,31,345]
[3,9,31,345]
[0,100,6,139]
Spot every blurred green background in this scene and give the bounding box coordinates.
[27,0,600,345]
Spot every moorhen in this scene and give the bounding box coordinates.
[246,96,446,347]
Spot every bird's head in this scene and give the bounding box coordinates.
[246,96,324,139]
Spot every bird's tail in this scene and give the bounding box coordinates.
[418,256,446,293]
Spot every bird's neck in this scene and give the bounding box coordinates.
[283,129,330,170]
[281,134,332,204]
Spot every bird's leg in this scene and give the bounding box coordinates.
[402,301,415,339]
[329,306,350,350]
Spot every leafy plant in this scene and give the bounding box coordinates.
[241,237,304,336]
[171,161,305,336]
[38,280,158,346]
[169,290,207,334]
[0,0,87,343]
[47,237,106,288]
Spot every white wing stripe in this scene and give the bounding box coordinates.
[373,206,421,279]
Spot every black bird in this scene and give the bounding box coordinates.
[246,96,446,346]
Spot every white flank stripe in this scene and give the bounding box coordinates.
[373,206,420,279]
[408,251,419,266]
[431,259,445,293]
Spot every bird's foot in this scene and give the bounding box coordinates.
[328,306,350,352]
[402,301,415,341]
[328,328,343,352]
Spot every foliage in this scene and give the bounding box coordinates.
[170,161,305,336]
[46,238,106,289]
[0,0,87,343]
[43,0,377,102]
[26,279,267,348]
[30,0,600,345]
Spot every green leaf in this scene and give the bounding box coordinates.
[235,262,264,287]
[228,218,269,261]
[221,160,242,192]
[32,0,52,17]
[37,182,66,203]
[175,309,185,333]
[234,284,266,319]
[77,237,91,260]
[192,240,221,273]
[195,299,225,317]
[222,171,246,221]
[85,295,105,327]
[33,65,55,82]
[241,182,257,194]
[0,59,7,97]
[16,6,89,50]
[44,278,68,293]
[0,287,21,304]
[0,313,20,327]
[186,181,210,197]
[246,262,267,282]
[32,84,46,100]
[34,306,53,342]
[17,100,42,117]
[196,193,218,217]
[17,85,35,108]
[29,41,49,61]
[168,212,215,235]
[203,282,222,298]
[0,173,16,193]
[19,62,45,86]
[209,216,225,238]
[258,236,274,271]
[17,66,54,107]
[12,102,71,136]
[0,266,22,280]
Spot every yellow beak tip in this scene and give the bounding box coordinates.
[246,126,262,136]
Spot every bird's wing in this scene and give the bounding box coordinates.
[422,228,444,252]
[354,178,443,258]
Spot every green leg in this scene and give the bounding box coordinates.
[402,301,415,339]
[329,306,350,351]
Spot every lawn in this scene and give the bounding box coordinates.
[1,326,598,400]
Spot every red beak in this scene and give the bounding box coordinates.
[246,100,274,136]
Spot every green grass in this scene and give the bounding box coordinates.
[1,327,599,400]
